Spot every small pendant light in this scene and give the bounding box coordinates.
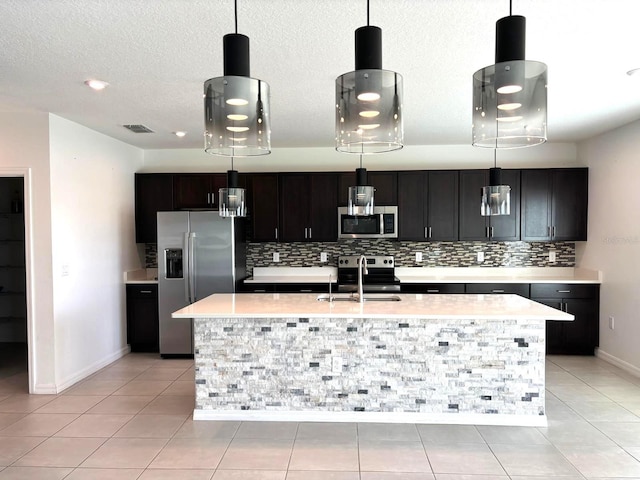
[481,150,511,216]
[219,157,247,218]
[335,0,403,154]
[472,0,547,148]
[347,155,375,216]
[204,0,271,156]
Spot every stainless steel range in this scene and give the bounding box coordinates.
[337,255,401,293]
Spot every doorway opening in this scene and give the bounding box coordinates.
[0,176,28,393]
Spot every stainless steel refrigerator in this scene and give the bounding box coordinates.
[157,211,245,357]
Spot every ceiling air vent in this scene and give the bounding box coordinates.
[123,124,154,133]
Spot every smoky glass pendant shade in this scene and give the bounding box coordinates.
[218,187,247,217]
[336,69,403,154]
[347,185,375,216]
[481,185,511,216]
[472,60,547,148]
[204,76,271,156]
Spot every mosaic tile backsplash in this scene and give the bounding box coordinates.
[146,240,575,274]
[193,315,545,417]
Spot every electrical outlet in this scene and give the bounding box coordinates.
[549,251,557,263]
[477,252,484,263]
[609,316,615,330]
[415,252,423,262]
[272,252,280,262]
[320,252,328,263]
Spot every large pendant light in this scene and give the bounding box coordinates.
[204,0,271,156]
[219,158,247,218]
[348,155,375,216]
[472,0,547,148]
[335,0,403,154]
[481,150,511,216]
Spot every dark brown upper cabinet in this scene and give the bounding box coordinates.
[338,171,397,206]
[398,170,459,241]
[521,168,588,241]
[134,173,174,243]
[459,169,521,241]
[279,173,338,242]
[173,174,227,210]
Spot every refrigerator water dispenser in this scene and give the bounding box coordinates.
[164,248,183,279]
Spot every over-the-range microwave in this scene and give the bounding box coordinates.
[337,206,398,239]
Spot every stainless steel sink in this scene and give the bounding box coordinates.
[316,294,401,302]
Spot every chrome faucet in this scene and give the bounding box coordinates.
[357,254,368,303]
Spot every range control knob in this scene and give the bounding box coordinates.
[388,259,393,265]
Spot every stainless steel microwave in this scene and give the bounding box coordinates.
[337,206,398,239]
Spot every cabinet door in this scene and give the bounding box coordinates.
[489,169,521,241]
[552,168,588,241]
[173,174,213,209]
[398,172,426,240]
[279,174,310,242]
[249,174,279,242]
[458,170,488,241]
[563,298,598,355]
[126,285,159,352]
[426,171,458,241]
[209,174,228,209]
[521,169,552,241]
[134,174,174,244]
[309,173,338,241]
[338,171,397,206]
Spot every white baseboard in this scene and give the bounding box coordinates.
[52,345,131,393]
[596,348,640,378]
[32,383,59,394]
[193,409,547,427]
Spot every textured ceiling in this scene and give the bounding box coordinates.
[1,0,639,150]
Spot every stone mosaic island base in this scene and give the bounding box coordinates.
[172,293,573,427]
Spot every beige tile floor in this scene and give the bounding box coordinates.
[1,353,640,479]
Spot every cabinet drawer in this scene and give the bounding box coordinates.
[126,284,158,298]
[465,283,530,297]
[401,283,465,294]
[530,283,599,299]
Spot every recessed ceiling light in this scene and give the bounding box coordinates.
[84,79,109,90]
[626,68,640,76]
[174,131,187,138]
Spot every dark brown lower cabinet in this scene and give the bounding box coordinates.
[400,283,465,294]
[126,284,159,353]
[530,283,600,355]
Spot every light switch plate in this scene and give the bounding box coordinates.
[273,252,280,262]
[320,252,328,263]
[415,252,423,262]
[477,252,484,263]
[549,251,556,263]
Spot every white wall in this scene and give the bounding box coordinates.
[576,119,640,373]
[142,142,580,172]
[49,115,144,389]
[0,111,56,391]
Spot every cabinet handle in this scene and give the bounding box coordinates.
[139,290,152,294]
[308,227,312,239]
[207,193,211,205]
[427,289,439,293]
[254,289,266,293]
[552,225,556,238]
[304,228,307,239]
[491,289,505,293]
[424,227,428,239]
[547,226,551,236]
[490,226,494,238]
[300,289,313,293]
[275,228,278,240]
[557,290,571,293]
[485,226,489,238]
[428,226,432,238]
[211,192,215,205]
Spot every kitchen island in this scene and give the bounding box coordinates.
[172,293,572,426]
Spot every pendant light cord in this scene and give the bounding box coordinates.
[509,0,512,16]
[366,0,370,26]
[231,156,234,170]
[234,0,238,33]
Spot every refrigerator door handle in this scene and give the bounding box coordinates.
[189,232,197,302]
[183,232,191,303]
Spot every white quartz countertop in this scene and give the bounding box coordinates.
[172,292,574,321]
[124,268,158,284]
[244,266,601,285]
